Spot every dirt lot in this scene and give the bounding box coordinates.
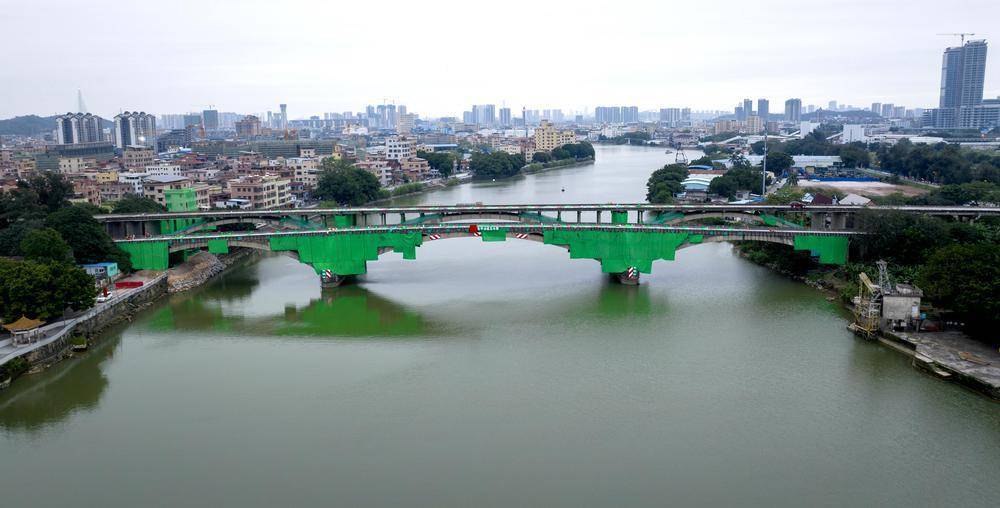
[801,180,930,197]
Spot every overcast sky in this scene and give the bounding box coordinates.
[2,0,998,119]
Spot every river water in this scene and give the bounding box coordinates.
[2,145,998,507]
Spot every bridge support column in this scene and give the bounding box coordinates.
[613,267,640,286]
[830,212,847,230]
[810,212,828,230]
[320,270,350,288]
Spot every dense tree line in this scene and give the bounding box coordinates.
[313,157,383,206]
[600,132,652,145]
[551,142,595,160]
[0,174,131,270]
[707,156,770,198]
[875,139,1000,185]
[751,131,871,168]
[469,152,526,179]
[0,174,130,322]
[111,196,166,213]
[416,150,456,177]
[646,164,689,204]
[0,258,95,322]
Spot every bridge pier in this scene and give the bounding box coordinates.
[830,212,848,230]
[320,270,350,288]
[613,267,640,286]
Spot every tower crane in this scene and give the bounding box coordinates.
[937,33,975,45]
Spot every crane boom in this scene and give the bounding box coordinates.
[937,32,975,45]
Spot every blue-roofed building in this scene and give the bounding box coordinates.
[80,262,120,281]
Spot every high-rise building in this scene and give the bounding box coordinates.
[659,108,682,126]
[397,113,416,135]
[56,112,103,144]
[828,100,838,111]
[742,99,753,118]
[472,104,496,126]
[940,40,987,109]
[871,103,882,115]
[930,39,989,128]
[113,111,157,149]
[279,103,288,130]
[621,106,639,123]
[881,103,894,118]
[735,105,745,121]
[499,107,512,127]
[202,109,220,130]
[757,99,769,120]
[784,99,802,122]
[594,106,622,124]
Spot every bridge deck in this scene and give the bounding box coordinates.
[95,203,1000,222]
[116,223,863,243]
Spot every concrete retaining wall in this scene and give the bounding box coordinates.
[1,274,167,378]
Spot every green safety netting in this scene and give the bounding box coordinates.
[269,232,423,275]
[160,188,203,235]
[480,229,507,242]
[208,239,229,254]
[401,214,441,225]
[120,241,170,270]
[283,216,320,230]
[761,214,803,228]
[611,211,628,224]
[332,215,356,227]
[543,230,693,273]
[648,212,684,224]
[793,235,849,265]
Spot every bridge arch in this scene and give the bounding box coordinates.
[121,227,846,287]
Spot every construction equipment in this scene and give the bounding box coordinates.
[937,33,975,45]
[852,260,895,338]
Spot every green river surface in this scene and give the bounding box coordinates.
[2,145,998,507]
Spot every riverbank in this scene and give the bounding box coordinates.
[0,271,168,389]
[0,247,260,389]
[368,174,471,205]
[168,247,259,292]
[734,243,1000,400]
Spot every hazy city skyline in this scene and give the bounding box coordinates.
[2,0,998,119]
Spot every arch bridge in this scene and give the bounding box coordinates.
[95,203,999,239]
[116,221,860,286]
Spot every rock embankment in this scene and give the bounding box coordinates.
[167,248,257,293]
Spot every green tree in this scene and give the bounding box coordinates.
[416,150,456,177]
[20,228,73,263]
[314,158,382,205]
[764,152,794,174]
[45,205,132,271]
[111,195,166,213]
[709,166,768,199]
[919,243,1000,336]
[532,152,553,163]
[646,164,689,204]
[0,259,95,322]
[469,152,526,179]
[28,172,74,213]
